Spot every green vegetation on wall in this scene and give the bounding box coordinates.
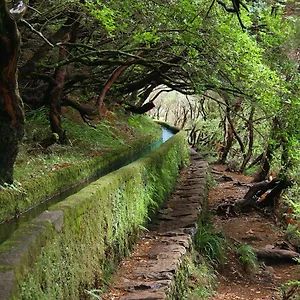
[0,114,161,223]
[15,131,188,299]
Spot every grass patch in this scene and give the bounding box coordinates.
[193,210,227,266]
[15,109,161,183]
[188,210,226,298]
[194,222,226,266]
[236,244,258,274]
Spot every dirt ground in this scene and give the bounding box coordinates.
[208,164,300,300]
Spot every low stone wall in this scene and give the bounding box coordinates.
[0,131,189,299]
[0,133,161,223]
[102,149,209,299]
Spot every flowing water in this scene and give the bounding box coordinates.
[0,127,175,245]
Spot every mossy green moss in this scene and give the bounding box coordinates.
[13,131,189,299]
[171,250,216,300]
[0,131,161,223]
[0,218,53,299]
[167,258,190,300]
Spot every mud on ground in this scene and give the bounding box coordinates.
[209,164,299,300]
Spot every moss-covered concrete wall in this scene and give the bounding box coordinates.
[0,131,189,299]
[0,133,161,223]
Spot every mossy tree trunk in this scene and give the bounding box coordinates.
[0,1,24,184]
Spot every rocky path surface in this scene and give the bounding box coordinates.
[102,149,208,299]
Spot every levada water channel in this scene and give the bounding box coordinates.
[0,126,176,245]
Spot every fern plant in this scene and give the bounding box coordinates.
[236,244,258,274]
[193,222,226,266]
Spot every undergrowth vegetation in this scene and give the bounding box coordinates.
[193,221,227,266]
[15,109,160,183]
[281,280,300,300]
[236,244,258,274]
[187,211,226,299]
[193,210,227,266]
[184,251,216,300]
[190,207,260,298]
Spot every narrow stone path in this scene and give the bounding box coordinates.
[102,149,208,299]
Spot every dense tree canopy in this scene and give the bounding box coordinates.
[0,0,299,184]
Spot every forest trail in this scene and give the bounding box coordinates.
[209,165,299,300]
[101,154,299,300]
[102,149,208,299]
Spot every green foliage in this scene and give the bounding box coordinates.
[184,254,216,300]
[281,280,300,300]
[194,221,226,266]
[133,31,160,47]
[282,181,300,238]
[17,131,188,299]
[236,244,258,274]
[206,171,217,189]
[284,224,300,249]
[85,2,116,35]
[283,184,300,218]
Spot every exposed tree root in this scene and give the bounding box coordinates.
[214,177,293,218]
[254,245,300,263]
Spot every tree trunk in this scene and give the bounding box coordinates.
[220,122,234,163]
[219,92,243,164]
[48,66,67,143]
[252,145,273,182]
[46,21,80,144]
[125,102,155,114]
[246,152,264,170]
[234,177,291,210]
[253,117,280,182]
[0,1,24,184]
[44,44,68,143]
[240,105,255,172]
